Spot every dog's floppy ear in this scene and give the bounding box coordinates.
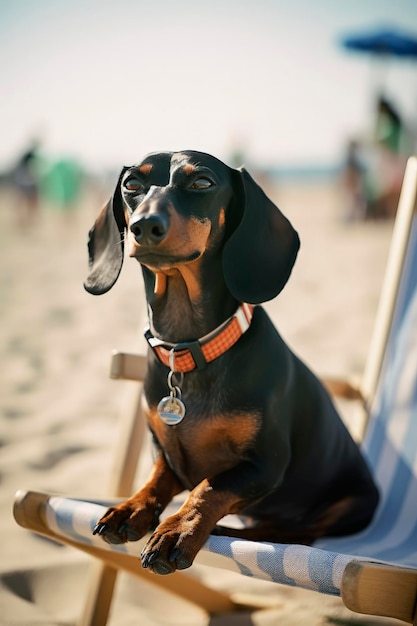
[84,168,127,295]
[222,168,300,304]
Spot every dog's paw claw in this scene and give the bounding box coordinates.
[168,547,180,563]
[142,549,175,575]
[141,549,159,569]
[117,522,140,541]
[93,521,127,544]
[93,522,107,536]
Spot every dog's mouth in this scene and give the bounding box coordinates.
[131,249,202,269]
[127,215,212,271]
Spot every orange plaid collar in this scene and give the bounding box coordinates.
[145,303,254,373]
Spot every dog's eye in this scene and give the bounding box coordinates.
[190,177,213,190]
[124,177,144,192]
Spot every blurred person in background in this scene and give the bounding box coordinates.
[11,138,41,221]
[40,156,84,212]
[366,95,411,218]
[340,138,367,221]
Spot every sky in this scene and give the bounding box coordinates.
[1,0,417,172]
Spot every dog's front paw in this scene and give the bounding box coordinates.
[93,500,161,545]
[140,514,206,575]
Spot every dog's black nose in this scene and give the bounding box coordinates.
[130,214,169,245]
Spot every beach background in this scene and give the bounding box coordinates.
[1,1,416,623]
[0,175,398,625]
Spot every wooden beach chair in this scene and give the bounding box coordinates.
[14,156,417,625]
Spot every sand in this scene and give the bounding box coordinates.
[0,178,397,625]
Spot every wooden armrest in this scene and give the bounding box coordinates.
[321,377,364,401]
[341,560,417,624]
[110,351,147,381]
[13,490,241,614]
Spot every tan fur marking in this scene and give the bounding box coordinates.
[183,164,196,175]
[196,413,259,455]
[179,260,203,302]
[146,399,259,488]
[219,208,225,227]
[139,163,153,175]
[154,272,167,296]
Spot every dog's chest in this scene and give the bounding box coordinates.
[143,395,259,489]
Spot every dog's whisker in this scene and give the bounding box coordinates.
[110,234,126,249]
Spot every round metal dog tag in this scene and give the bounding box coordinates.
[157,395,186,426]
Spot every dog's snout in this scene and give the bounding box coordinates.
[130,214,169,245]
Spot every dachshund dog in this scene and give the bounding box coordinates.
[85,150,379,576]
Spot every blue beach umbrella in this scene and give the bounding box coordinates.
[341,27,417,59]
[340,26,417,91]
[339,25,417,115]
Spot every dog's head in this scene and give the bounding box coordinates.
[84,150,300,304]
